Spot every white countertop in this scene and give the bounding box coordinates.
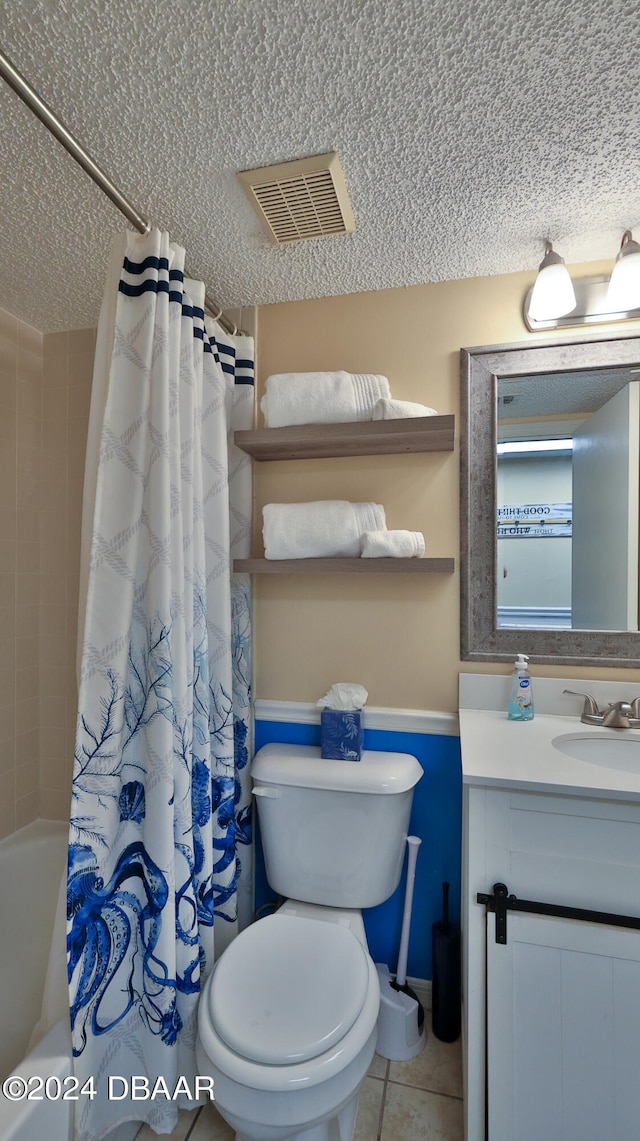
[459,707,640,803]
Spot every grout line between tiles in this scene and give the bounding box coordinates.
[183,1105,203,1139]
[387,1077,464,1100]
[376,1058,390,1141]
[387,1076,464,1102]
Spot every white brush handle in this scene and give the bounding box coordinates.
[395,835,421,988]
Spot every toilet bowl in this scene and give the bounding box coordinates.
[196,743,423,1141]
[196,904,381,1141]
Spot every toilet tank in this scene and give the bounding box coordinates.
[251,743,423,909]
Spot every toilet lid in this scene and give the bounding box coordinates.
[208,913,370,1065]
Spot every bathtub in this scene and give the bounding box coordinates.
[0,821,144,1141]
[0,819,73,1141]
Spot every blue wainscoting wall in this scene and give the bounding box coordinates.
[253,717,462,981]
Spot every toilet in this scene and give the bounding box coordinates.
[196,742,423,1141]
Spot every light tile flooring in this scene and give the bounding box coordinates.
[137,1013,463,1141]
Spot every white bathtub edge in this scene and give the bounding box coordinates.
[0,1021,73,1141]
[0,1020,183,1141]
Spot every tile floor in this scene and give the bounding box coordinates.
[136,1012,463,1141]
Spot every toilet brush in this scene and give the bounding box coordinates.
[431,881,461,1042]
[393,836,422,998]
[375,836,427,1061]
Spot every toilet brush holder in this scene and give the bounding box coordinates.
[375,962,427,1060]
[375,835,427,1061]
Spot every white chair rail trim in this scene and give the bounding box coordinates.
[254,699,459,737]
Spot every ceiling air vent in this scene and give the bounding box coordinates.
[237,152,355,245]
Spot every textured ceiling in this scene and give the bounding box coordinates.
[499,366,640,420]
[1,0,639,332]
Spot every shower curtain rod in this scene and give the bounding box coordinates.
[0,48,238,337]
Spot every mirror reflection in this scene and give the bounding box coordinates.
[461,333,640,666]
[497,365,640,632]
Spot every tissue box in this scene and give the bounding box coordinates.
[321,710,363,761]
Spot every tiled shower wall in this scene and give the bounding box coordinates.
[39,327,96,825]
[0,307,95,839]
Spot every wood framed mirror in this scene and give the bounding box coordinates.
[460,331,640,666]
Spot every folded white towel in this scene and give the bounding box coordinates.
[372,398,439,419]
[360,530,425,558]
[261,371,391,428]
[263,501,387,559]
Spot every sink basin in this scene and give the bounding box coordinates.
[552,732,640,772]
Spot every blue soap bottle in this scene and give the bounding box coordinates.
[507,653,534,721]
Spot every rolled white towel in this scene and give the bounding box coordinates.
[263,501,386,560]
[360,530,425,558]
[372,398,439,419]
[261,371,391,428]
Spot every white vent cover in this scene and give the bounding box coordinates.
[237,152,355,245]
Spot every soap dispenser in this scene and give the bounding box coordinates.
[508,654,534,721]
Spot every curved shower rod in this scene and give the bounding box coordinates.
[0,47,240,337]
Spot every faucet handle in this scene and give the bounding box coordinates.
[602,700,635,728]
[563,689,601,717]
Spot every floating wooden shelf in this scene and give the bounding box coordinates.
[233,558,455,574]
[234,414,454,461]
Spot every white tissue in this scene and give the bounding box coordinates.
[317,683,369,711]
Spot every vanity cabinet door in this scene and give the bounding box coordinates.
[463,785,640,1141]
[486,910,640,1141]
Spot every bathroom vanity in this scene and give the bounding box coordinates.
[459,674,640,1141]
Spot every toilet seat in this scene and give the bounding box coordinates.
[208,913,370,1065]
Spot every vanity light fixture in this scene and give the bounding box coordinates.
[524,231,640,331]
[526,241,577,322]
[606,230,640,313]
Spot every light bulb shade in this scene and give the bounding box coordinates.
[527,250,576,321]
[606,236,640,312]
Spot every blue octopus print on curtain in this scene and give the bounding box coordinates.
[68,229,254,1141]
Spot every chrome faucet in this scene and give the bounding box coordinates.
[563,690,640,729]
[601,701,640,729]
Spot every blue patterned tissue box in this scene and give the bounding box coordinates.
[321,709,363,761]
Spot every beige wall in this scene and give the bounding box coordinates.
[255,260,640,713]
[0,308,94,840]
[0,308,43,836]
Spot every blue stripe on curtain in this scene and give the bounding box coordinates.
[118,279,184,303]
[121,255,184,281]
[122,254,172,272]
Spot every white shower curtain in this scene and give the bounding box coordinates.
[67,229,254,1140]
